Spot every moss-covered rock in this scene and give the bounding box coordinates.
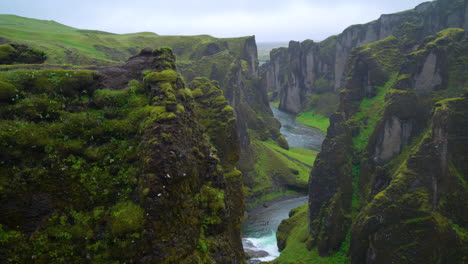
[108,201,145,236]
[0,48,246,263]
[295,27,468,263]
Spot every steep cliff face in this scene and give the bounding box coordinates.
[303,27,467,263]
[263,0,466,114]
[174,36,287,199]
[0,48,246,263]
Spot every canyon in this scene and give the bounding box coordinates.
[0,0,467,263]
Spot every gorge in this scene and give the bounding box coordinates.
[0,0,467,263]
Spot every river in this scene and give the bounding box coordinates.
[241,104,325,263]
[270,105,325,150]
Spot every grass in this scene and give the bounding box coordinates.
[263,140,318,166]
[351,74,397,151]
[272,100,280,108]
[245,139,317,201]
[259,141,314,184]
[296,110,330,133]
[272,204,349,264]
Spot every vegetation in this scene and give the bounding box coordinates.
[0,48,247,263]
[350,74,396,151]
[272,204,349,264]
[275,20,467,263]
[296,110,330,133]
[244,139,312,201]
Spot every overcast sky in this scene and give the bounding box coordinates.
[3,0,430,43]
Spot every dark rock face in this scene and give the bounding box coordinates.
[90,48,178,90]
[307,23,467,263]
[308,112,353,254]
[0,48,246,263]
[262,0,466,114]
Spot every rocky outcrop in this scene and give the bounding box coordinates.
[263,0,466,114]
[0,43,47,64]
[0,48,246,263]
[413,51,443,94]
[373,116,413,163]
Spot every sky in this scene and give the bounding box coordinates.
[2,0,431,43]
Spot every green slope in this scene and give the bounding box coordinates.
[0,14,250,66]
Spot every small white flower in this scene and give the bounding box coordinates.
[157,193,162,197]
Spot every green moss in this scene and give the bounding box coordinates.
[191,88,204,97]
[0,44,16,62]
[144,69,178,83]
[359,36,403,74]
[0,80,16,102]
[224,169,242,179]
[109,201,145,236]
[351,164,360,211]
[425,28,464,47]
[93,89,129,108]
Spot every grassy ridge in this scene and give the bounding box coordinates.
[0,15,250,65]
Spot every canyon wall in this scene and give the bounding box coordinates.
[305,27,467,263]
[262,0,466,114]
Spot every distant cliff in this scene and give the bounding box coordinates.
[262,0,466,114]
[0,48,246,263]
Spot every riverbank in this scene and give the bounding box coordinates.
[242,196,309,263]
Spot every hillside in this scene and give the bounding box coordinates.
[0,14,252,66]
